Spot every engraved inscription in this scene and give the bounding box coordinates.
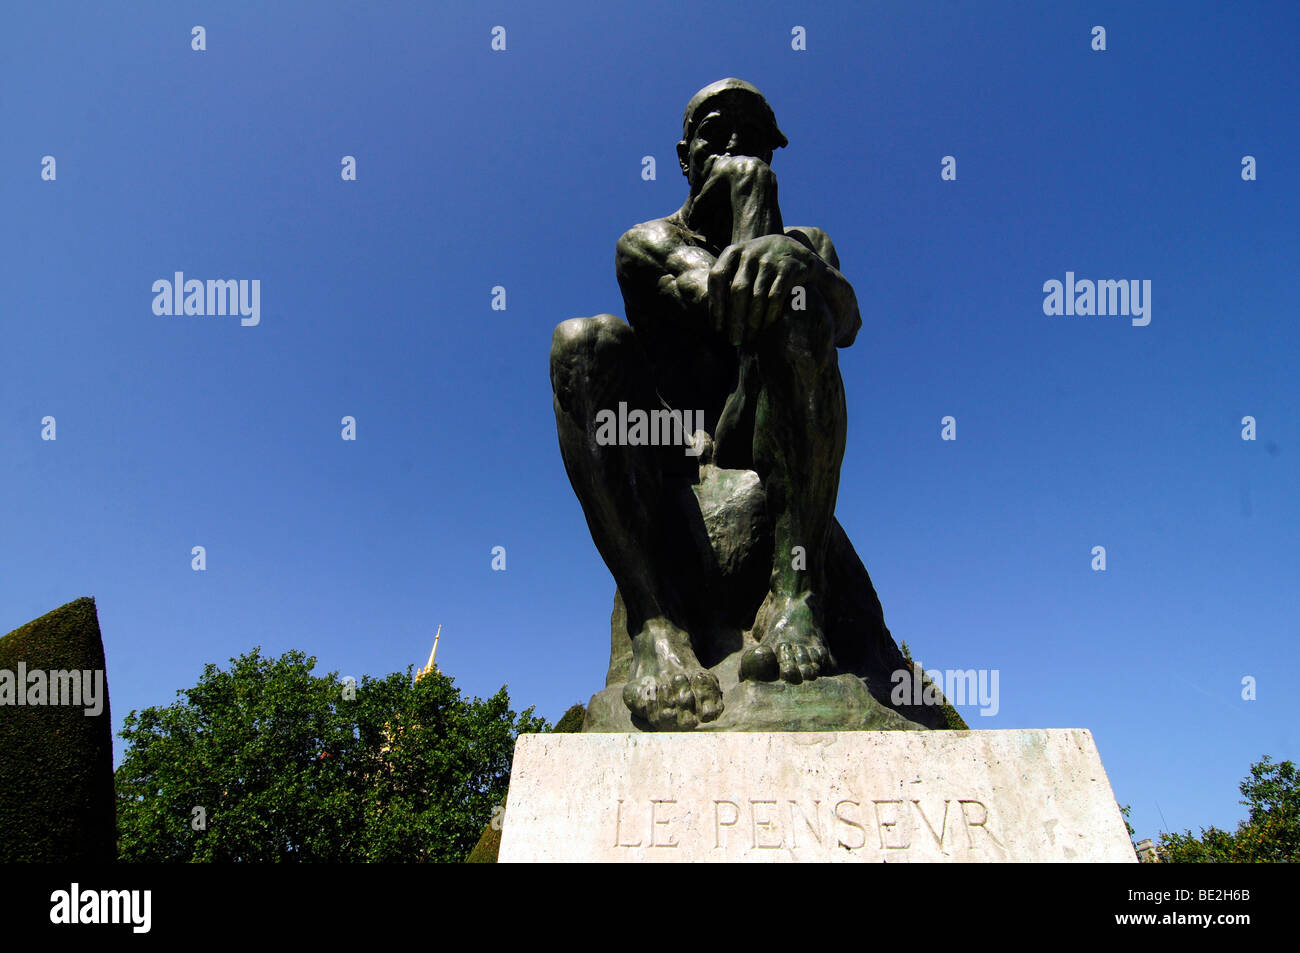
[957,799,1005,849]
[834,800,867,849]
[872,799,909,850]
[618,794,1005,855]
[751,799,782,849]
[650,799,680,848]
[615,797,682,848]
[714,799,740,848]
[911,798,951,850]
[789,799,823,848]
[614,798,642,848]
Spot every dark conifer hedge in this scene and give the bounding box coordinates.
[0,597,116,862]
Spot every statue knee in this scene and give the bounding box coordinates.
[552,314,629,359]
[550,314,633,399]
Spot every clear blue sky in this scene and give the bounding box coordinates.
[3,1,1296,846]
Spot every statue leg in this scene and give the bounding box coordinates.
[550,314,723,729]
[739,297,845,683]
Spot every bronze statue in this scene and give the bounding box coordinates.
[551,79,949,732]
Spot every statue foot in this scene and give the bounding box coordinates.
[740,592,832,684]
[622,618,724,730]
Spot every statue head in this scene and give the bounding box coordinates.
[677,78,788,190]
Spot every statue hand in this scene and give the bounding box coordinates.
[704,153,777,187]
[708,233,825,347]
[709,155,782,244]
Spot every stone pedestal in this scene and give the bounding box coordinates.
[498,729,1135,862]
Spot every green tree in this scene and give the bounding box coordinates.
[1119,804,1136,840]
[1158,756,1298,863]
[115,648,546,862]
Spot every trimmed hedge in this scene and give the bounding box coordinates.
[0,597,116,862]
[552,702,586,734]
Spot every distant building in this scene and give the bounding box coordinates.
[416,625,442,682]
[381,626,443,758]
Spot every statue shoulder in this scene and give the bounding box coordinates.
[616,216,689,274]
[618,217,685,254]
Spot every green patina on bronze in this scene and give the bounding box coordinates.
[550,80,964,732]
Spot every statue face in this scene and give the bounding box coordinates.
[679,91,777,191]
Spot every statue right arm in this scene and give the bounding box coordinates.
[615,222,716,333]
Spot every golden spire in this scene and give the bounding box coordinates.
[416,624,441,681]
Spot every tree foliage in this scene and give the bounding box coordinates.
[1158,756,1298,863]
[115,648,547,862]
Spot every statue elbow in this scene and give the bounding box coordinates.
[836,313,862,348]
